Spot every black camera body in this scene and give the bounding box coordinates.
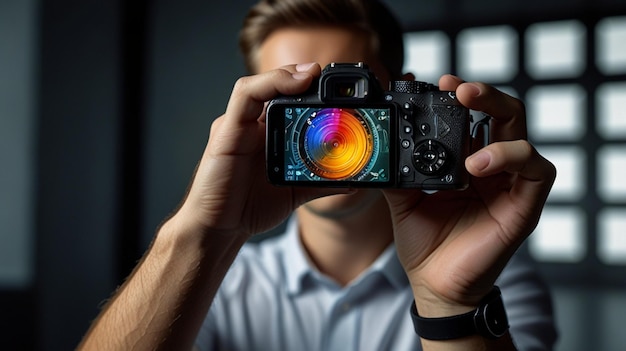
[266,62,471,190]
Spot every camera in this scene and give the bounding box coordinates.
[266,62,471,190]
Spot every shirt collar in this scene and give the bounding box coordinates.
[369,244,409,290]
[281,217,314,295]
[280,217,409,295]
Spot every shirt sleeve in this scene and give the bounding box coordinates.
[496,252,558,351]
[192,244,259,351]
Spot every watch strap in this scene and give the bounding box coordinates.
[410,302,476,340]
[410,286,506,340]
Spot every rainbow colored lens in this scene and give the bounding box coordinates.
[301,108,373,180]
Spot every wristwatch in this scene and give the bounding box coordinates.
[410,286,509,340]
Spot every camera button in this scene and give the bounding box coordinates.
[401,165,411,174]
[402,139,411,149]
[404,126,412,134]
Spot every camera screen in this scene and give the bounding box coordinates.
[273,106,393,184]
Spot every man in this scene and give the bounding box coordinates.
[78,0,558,350]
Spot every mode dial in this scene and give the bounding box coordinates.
[390,80,437,94]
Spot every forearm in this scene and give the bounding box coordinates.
[78,214,247,351]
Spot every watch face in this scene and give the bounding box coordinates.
[479,293,509,338]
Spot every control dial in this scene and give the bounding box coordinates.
[413,139,447,174]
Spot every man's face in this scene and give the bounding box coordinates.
[257,26,390,218]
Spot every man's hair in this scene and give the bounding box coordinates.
[239,0,405,78]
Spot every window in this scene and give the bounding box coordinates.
[596,16,626,75]
[403,31,450,83]
[457,25,518,82]
[526,20,586,79]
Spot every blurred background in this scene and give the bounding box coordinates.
[1,0,625,349]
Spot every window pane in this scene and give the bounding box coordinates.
[404,31,450,84]
[526,20,586,79]
[526,85,586,141]
[598,208,626,265]
[596,82,626,139]
[530,207,586,262]
[538,146,586,201]
[457,26,517,83]
[596,16,626,75]
[597,145,626,202]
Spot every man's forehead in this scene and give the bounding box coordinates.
[256,27,372,73]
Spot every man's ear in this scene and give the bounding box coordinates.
[401,72,415,81]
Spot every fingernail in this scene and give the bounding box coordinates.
[466,83,481,97]
[295,62,316,72]
[292,72,311,80]
[468,151,490,171]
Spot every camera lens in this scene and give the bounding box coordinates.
[300,108,374,180]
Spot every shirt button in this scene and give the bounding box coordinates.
[341,302,351,312]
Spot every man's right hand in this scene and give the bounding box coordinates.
[171,62,352,239]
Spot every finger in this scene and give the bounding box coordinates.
[438,74,464,91]
[224,63,321,125]
[466,140,556,201]
[439,74,527,142]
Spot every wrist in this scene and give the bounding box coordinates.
[166,199,250,236]
[156,209,247,255]
[410,286,510,341]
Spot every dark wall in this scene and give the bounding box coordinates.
[141,0,256,248]
[0,1,38,349]
[36,0,121,349]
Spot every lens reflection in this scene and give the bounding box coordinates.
[301,108,373,179]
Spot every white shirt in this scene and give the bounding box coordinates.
[195,218,557,351]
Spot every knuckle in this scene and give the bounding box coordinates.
[516,139,534,156]
[232,76,252,95]
[509,95,526,112]
[210,116,224,132]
